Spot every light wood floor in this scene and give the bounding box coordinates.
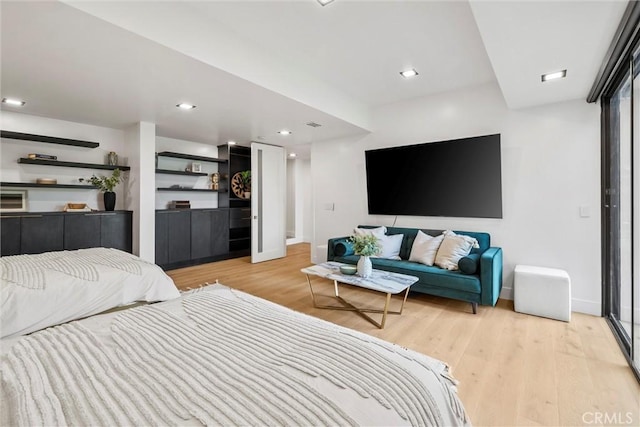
[167,243,640,427]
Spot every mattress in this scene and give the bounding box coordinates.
[1,284,469,426]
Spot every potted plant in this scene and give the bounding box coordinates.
[89,168,122,211]
[239,170,251,199]
[348,233,381,278]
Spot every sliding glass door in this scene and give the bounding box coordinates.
[603,49,639,378]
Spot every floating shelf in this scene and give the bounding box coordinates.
[157,187,227,192]
[18,158,130,171]
[1,130,99,148]
[155,168,207,177]
[157,151,227,164]
[0,182,98,190]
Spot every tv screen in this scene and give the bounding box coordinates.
[365,134,502,218]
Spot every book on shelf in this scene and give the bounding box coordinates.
[28,153,58,160]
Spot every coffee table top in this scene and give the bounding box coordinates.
[301,261,418,294]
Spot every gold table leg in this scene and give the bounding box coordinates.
[306,274,410,329]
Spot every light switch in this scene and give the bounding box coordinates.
[579,205,591,218]
[324,203,335,211]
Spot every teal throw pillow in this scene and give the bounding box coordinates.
[458,253,480,274]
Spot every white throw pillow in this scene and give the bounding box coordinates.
[353,226,386,238]
[434,231,479,270]
[409,230,445,266]
[373,234,403,260]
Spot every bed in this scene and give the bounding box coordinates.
[1,249,470,426]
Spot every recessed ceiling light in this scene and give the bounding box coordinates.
[400,69,419,78]
[289,153,297,158]
[317,0,335,6]
[2,98,25,107]
[176,103,196,109]
[541,70,567,82]
[278,130,292,135]
[227,141,237,145]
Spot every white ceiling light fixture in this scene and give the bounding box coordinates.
[541,69,567,82]
[317,0,335,6]
[176,102,196,109]
[278,130,292,135]
[289,153,297,158]
[227,140,237,145]
[2,97,26,106]
[400,68,419,78]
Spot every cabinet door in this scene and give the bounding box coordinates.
[100,212,132,252]
[191,210,213,259]
[211,209,229,256]
[0,217,21,256]
[64,214,101,250]
[168,210,191,263]
[155,211,169,266]
[21,215,64,254]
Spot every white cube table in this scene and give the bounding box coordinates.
[514,265,571,322]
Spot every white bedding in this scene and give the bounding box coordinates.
[0,247,180,339]
[0,285,470,426]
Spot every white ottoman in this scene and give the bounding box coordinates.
[514,265,571,322]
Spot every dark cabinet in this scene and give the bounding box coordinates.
[218,144,251,258]
[64,214,101,250]
[21,215,64,254]
[156,208,228,268]
[100,212,132,252]
[0,217,21,256]
[0,211,133,257]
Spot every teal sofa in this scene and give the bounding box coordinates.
[327,226,503,313]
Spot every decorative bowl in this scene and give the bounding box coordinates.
[68,203,87,209]
[340,265,357,275]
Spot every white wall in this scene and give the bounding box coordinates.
[0,111,127,212]
[311,82,602,315]
[155,136,220,210]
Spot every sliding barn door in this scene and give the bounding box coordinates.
[251,142,286,263]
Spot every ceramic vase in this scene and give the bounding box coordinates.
[104,191,116,211]
[357,255,372,278]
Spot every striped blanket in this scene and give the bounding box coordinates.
[1,285,468,426]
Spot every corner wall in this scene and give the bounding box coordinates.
[311,82,602,315]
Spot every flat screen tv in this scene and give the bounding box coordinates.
[365,134,502,218]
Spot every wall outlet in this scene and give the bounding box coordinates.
[324,202,335,211]
[579,205,591,218]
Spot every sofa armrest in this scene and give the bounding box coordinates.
[480,247,503,306]
[327,236,351,261]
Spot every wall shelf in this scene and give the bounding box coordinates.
[1,130,100,148]
[155,168,207,177]
[157,187,226,192]
[1,181,98,190]
[157,151,227,164]
[18,158,130,171]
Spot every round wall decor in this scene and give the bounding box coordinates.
[231,172,249,199]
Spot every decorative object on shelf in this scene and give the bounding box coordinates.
[170,184,184,189]
[231,170,251,199]
[28,153,57,160]
[107,151,118,166]
[349,233,381,278]
[88,168,122,211]
[36,178,57,185]
[211,172,220,190]
[191,162,202,173]
[0,190,27,212]
[155,152,159,168]
[63,203,92,212]
[169,200,191,209]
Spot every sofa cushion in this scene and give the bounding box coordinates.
[434,231,479,270]
[458,253,480,274]
[333,239,355,257]
[374,233,403,260]
[409,231,444,266]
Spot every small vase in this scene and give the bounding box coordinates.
[107,151,118,166]
[103,191,116,211]
[357,255,372,278]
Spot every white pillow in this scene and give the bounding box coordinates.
[434,231,479,270]
[353,226,386,238]
[373,234,403,260]
[409,231,445,266]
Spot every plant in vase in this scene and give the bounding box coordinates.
[239,170,251,199]
[89,168,122,211]
[348,233,381,278]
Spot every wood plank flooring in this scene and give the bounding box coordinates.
[167,243,640,426]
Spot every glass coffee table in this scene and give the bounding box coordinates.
[301,261,419,329]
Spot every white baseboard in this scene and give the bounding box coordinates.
[286,237,303,245]
[499,286,601,316]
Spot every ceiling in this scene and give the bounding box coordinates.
[0,1,628,158]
